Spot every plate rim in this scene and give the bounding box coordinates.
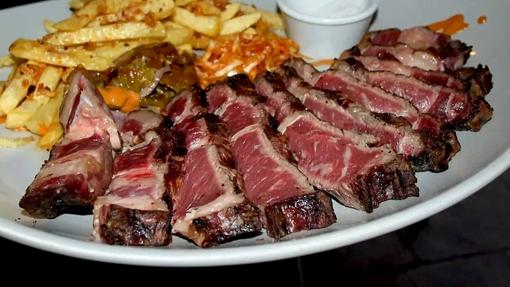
[1,148,508,266]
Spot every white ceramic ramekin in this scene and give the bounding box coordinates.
[277,0,378,60]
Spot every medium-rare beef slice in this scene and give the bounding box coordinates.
[334,57,493,131]
[271,68,454,172]
[93,135,172,246]
[20,71,118,218]
[206,75,336,238]
[284,58,460,167]
[256,74,418,212]
[171,115,262,247]
[285,58,443,135]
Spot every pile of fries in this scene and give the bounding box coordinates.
[0,0,297,149]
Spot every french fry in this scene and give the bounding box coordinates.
[5,97,49,129]
[54,15,93,31]
[43,19,58,33]
[69,0,90,10]
[24,84,64,135]
[75,0,99,17]
[0,54,15,68]
[191,1,222,15]
[190,33,211,49]
[6,65,62,128]
[90,0,175,26]
[177,43,193,55]
[175,0,195,7]
[220,3,240,21]
[239,4,257,14]
[173,7,220,37]
[0,135,34,148]
[43,21,167,45]
[38,122,63,149]
[220,13,261,35]
[261,11,284,30]
[92,39,160,60]
[0,63,45,115]
[163,21,194,46]
[36,66,64,96]
[97,0,145,15]
[10,39,112,71]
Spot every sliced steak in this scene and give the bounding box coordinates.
[171,114,262,247]
[20,72,118,218]
[344,55,466,91]
[285,58,443,135]
[267,69,453,172]
[334,58,493,131]
[256,74,418,212]
[207,75,336,238]
[93,136,172,246]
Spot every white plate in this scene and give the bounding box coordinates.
[0,0,509,267]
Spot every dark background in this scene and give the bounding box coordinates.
[1,1,509,285]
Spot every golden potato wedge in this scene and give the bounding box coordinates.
[54,15,93,31]
[38,122,63,149]
[220,3,240,21]
[220,13,261,35]
[43,21,167,45]
[0,135,34,148]
[10,39,112,71]
[163,21,194,46]
[173,7,220,37]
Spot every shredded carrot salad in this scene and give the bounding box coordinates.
[194,32,299,87]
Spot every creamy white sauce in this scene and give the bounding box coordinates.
[288,0,366,19]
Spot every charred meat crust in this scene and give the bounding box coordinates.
[350,157,419,212]
[19,174,93,218]
[264,192,336,239]
[98,204,171,246]
[179,202,262,247]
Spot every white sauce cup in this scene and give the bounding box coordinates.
[277,0,378,60]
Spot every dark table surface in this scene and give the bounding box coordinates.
[1,1,509,285]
